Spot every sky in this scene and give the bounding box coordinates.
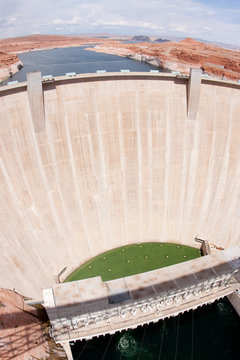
[0,0,240,46]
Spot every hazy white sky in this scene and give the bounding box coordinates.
[0,0,240,45]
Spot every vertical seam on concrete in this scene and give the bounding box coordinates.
[27,87,72,263]
[13,134,69,274]
[161,82,171,241]
[50,98,74,240]
[93,92,108,251]
[198,88,217,237]
[183,118,200,240]
[117,107,129,245]
[177,113,188,243]
[11,125,60,274]
[208,90,232,244]
[63,113,93,256]
[218,92,240,247]
[136,90,143,242]
[0,158,48,294]
[44,85,84,261]
[147,108,153,237]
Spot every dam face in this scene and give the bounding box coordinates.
[0,73,240,299]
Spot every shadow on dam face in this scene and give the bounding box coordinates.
[0,73,240,299]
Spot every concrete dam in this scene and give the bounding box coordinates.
[0,70,240,303]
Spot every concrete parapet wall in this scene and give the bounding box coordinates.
[0,73,240,298]
[44,247,240,342]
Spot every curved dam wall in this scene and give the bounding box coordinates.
[0,73,240,299]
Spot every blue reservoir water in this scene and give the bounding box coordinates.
[2,45,165,85]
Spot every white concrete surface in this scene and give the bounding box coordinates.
[228,290,240,316]
[0,72,240,298]
[187,68,202,120]
[27,71,45,133]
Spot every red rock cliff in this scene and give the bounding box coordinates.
[87,38,240,81]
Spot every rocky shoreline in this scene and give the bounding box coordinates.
[86,38,240,81]
[0,52,23,82]
[0,34,110,82]
[1,35,240,82]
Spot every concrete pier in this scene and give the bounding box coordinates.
[60,342,73,360]
[228,290,240,316]
[187,68,202,120]
[27,71,45,132]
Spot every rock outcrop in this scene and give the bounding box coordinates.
[0,51,23,81]
[87,38,240,81]
[1,35,240,82]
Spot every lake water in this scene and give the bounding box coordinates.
[2,46,239,359]
[2,45,166,85]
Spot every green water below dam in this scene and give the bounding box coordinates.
[71,298,240,360]
[66,243,239,360]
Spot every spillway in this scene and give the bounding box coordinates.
[0,71,240,299]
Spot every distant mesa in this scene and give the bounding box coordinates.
[95,35,110,38]
[87,37,240,81]
[131,35,151,42]
[155,38,171,43]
